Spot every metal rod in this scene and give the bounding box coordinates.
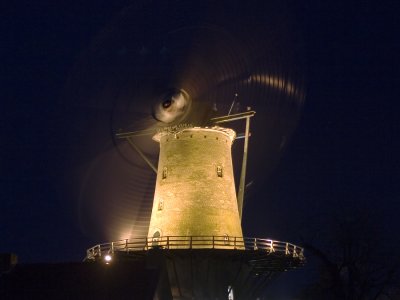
[237,116,251,220]
[211,110,255,124]
[236,132,251,140]
[116,128,155,139]
[126,137,158,174]
[228,93,238,115]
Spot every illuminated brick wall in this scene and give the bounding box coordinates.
[148,127,243,241]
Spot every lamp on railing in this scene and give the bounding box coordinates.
[104,254,112,264]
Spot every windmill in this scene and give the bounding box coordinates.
[86,110,304,299]
[65,0,307,298]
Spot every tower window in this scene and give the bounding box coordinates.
[217,165,223,177]
[152,231,161,247]
[224,234,230,245]
[158,199,164,211]
[162,167,168,179]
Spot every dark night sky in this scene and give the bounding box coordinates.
[1,0,399,295]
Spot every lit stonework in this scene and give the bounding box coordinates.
[86,122,305,299]
[148,127,243,241]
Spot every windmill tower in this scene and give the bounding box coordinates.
[148,126,243,242]
[85,111,305,299]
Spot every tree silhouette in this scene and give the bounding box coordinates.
[299,213,399,300]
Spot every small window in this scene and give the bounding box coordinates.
[158,199,164,211]
[152,231,161,247]
[217,165,223,177]
[224,234,229,245]
[162,167,168,179]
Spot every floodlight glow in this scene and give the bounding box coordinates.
[104,254,112,262]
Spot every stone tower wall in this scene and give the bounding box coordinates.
[148,127,243,240]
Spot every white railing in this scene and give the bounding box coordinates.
[85,236,304,261]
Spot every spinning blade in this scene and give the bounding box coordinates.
[62,0,306,241]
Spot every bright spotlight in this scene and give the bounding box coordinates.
[104,254,112,263]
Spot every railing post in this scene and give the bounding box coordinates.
[190,236,193,249]
[234,237,237,249]
[125,239,128,250]
[213,236,215,249]
[285,243,289,255]
[254,238,257,250]
[167,236,169,249]
[111,242,114,254]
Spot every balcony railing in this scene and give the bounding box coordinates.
[85,236,304,261]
